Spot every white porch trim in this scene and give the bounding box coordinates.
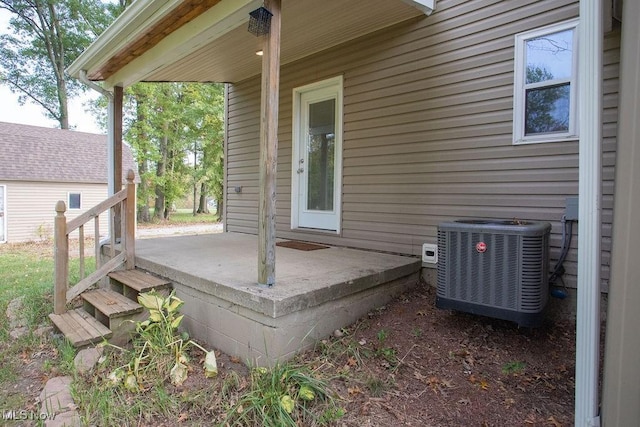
[402,0,436,15]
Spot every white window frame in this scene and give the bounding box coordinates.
[67,192,82,210]
[513,19,579,145]
[291,76,343,233]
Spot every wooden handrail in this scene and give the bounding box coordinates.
[53,170,136,315]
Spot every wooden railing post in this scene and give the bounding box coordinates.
[125,169,136,269]
[54,201,68,315]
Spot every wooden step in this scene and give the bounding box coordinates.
[109,269,171,293]
[49,309,113,347]
[82,288,143,319]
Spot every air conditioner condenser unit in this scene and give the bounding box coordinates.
[436,219,551,327]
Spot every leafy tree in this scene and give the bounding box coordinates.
[180,83,224,216]
[0,0,116,129]
[124,82,224,222]
[524,65,570,135]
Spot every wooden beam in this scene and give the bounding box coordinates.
[54,201,68,315]
[113,86,124,241]
[114,86,124,192]
[258,0,281,287]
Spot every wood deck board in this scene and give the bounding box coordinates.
[49,309,112,347]
[82,289,142,318]
[109,269,171,293]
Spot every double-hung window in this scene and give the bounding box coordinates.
[513,20,578,144]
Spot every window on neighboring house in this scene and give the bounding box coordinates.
[68,193,81,210]
[513,20,578,144]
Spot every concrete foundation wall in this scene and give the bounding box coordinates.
[176,272,419,366]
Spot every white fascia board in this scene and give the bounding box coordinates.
[67,0,183,78]
[104,0,259,88]
[401,0,436,15]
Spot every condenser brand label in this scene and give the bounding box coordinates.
[476,242,487,253]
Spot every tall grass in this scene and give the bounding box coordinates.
[0,241,94,410]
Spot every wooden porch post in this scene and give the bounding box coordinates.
[258,0,281,287]
[112,86,124,241]
[114,86,124,193]
[54,201,68,315]
[125,169,136,269]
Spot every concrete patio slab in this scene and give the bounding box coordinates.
[133,232,421,365]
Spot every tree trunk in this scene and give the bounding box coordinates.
[134,89,151,222]
[154,134,168,220]
[137,153,151,223]
[197,182,209,214]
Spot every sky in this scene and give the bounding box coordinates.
[0,8,104,134]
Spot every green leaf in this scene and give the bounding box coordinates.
[166,296,184,313]
[124,373,139,392]
[170,362,188,386]
[170,314,184,329]
[280,395,295,414]
[204,351,218,378]
[148,309,163,322]
[138,293,164,311]
[299,385,315,401]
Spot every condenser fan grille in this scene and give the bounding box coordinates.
[436,220,551,327]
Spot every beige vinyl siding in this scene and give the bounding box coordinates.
[1,181,109,243]
[225,0,619,290]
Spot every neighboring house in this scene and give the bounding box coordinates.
[0,122,136,243]
[66,0,638,425]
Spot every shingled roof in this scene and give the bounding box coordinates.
[0,121,137,184]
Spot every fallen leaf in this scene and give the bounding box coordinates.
[458,398,471,405]
[503,398,516,408]
[416,310,427,316]
[177,413,188,422]
[547,415,562,427]
[347,356,358,366]
[414,371,427,381]
[427,376,440,386]
[348,386,362,395]
[441,379,455,388]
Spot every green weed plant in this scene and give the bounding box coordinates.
[224,362,342,427]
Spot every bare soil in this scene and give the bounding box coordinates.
[139,279,575,426]
[315,282,575,426]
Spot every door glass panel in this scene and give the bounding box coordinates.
[306,99,335,212]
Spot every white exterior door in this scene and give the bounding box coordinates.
[0,185,5,243]
[292,77,342,232]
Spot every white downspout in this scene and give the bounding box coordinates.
[78,71,116,244]
[575,0,602,425]
[78,70,115,196]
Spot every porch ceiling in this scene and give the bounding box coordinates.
[69,0,426,88]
